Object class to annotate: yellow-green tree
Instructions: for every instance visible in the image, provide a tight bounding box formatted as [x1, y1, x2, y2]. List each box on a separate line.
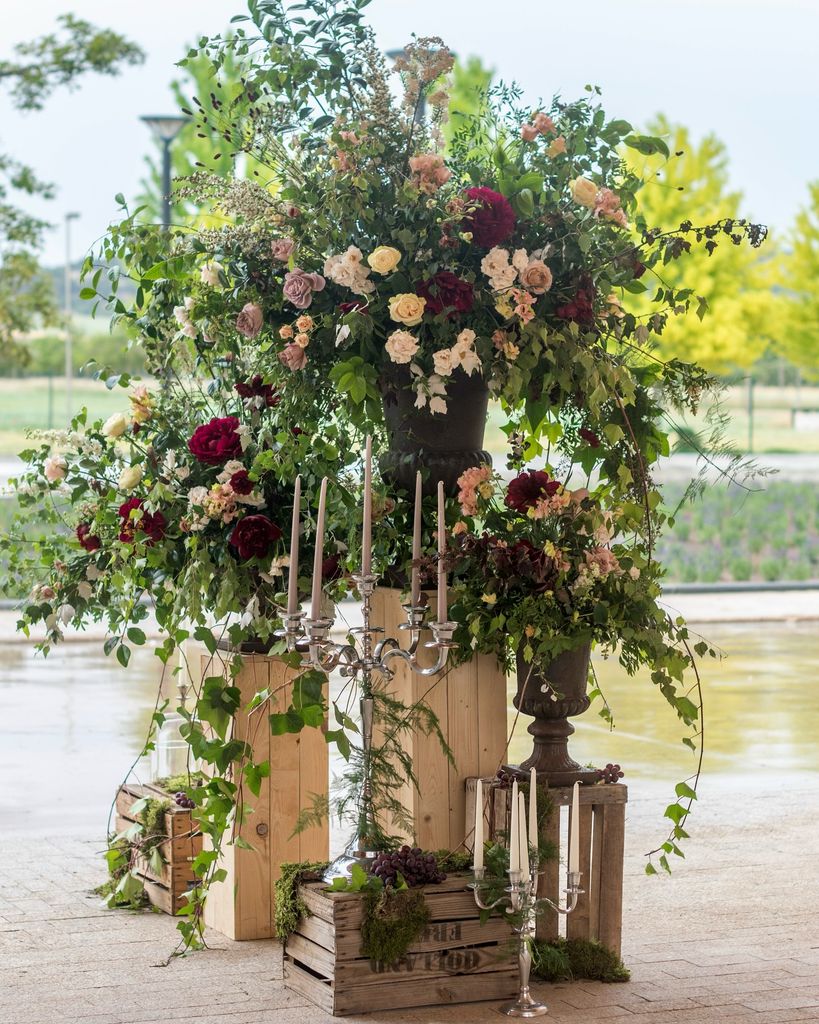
[627, 116, 775, 374]
[776, 182, 819, 380]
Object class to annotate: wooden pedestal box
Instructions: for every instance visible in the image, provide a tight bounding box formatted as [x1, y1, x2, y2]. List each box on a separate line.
[283, 873, 517, 1016]
[465, 778, 627, 953]
[115, 782, 202, 914]
[201, 652, 329, 940]
[370, 588, 509, 851]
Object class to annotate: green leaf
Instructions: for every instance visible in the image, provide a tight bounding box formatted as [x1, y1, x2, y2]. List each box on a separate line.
[244, 760, 270, 797]
[78, 287, 96, 300]
[116, 644, 131, 668]
[674, 782, 698, 801]
[127, 627, 146, 646]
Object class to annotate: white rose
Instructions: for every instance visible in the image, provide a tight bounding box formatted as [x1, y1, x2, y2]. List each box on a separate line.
[59, 604, 75, 625]
[77, 581, 93, 600]
[188, 486, 209, 508]
[102, 412, 129, 438]
[456, 328, 476, 348]
[44, 455, 67, 482]
[512, 248, 530, 273]
[432, 348, 456, 376]
[118, 465, 143, 491]
[200, 261, 223, 287]
[385, 329, 419, 364]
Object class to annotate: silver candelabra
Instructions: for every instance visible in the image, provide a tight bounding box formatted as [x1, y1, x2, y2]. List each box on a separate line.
[471, 865, 583, 1018]
[278, 573, 457, 879]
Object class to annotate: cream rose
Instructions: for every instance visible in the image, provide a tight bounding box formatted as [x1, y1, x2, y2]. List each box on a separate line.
[570, 176, 598, 209]
[200, 261, 223, 287]
[519, 260, 553, 295]
[44, 455, 67, 482]
[388, 293, 426, 327]
[385, 329, 419, 364]
[367, 246, 401, 275]
[432, 348, 456, 376]
[102, 412, 129, 438]
[118, 465, 143, 491]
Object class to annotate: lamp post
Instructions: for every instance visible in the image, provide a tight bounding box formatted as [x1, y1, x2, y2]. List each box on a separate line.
[140, 115, 187, 230]
[64, 211, 80, 424]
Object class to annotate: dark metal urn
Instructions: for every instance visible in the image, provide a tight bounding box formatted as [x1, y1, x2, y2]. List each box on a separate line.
[378, 367, 492, 497]
[512, 640, 599, 786]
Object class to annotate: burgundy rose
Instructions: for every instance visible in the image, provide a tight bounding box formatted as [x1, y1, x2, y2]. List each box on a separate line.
[321, 553, 343, 581]
[76, 523, 101, 552]
[464, 186, 516, 248]
[229, 514, 282, 560]
[188, 416, 243, 465]
[416, 271, 474, 318]
[118, 498, 166, 544]
[338, 300, 370, 316]
[579, 427, 601, 448]
[555, 286, 595, 325]
[234, 376, 280, 407]
[505, 471, 560, 513]
[229, 469, 254, 495]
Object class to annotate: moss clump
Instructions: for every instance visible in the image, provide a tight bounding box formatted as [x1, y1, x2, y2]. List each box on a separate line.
[274, 861, 330, 939]
[434, 849, 472, 873]
[532, 937, 630, 983]
[153, 771, 207, 794]
[361, 887, 429, 965]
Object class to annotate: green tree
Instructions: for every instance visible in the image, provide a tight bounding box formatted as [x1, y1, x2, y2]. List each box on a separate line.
[444, 55, 494, 148]
[627, 115, 775, 374]
[776, 182, 819, 380]
[0, 15, 144, 362]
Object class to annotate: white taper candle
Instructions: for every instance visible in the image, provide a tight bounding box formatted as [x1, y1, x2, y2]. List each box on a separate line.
[362, 435, 372, 577]
[436, 480, 447, 623]
[310, 477, 328, 620]
[411, 471, 422, 606]
[473, 778, 484, 872]
[519, 791, 530, 877]
[287, 475, 301, 616]
[569, 781, 580, 874]
[509, 779, 520, 873]
[528, 767, 538, 858]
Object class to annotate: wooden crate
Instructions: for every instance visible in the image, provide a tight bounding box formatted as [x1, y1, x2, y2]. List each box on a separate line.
[200, 652, 329, 940]
[465, 778, 627, 953]
[370, 587, 508, 851]
[115, 782, 202, 915]
[283, 873, 518, 1016]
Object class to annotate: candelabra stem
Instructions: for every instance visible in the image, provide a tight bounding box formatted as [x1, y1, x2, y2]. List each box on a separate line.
[502, 894, 548, 1018]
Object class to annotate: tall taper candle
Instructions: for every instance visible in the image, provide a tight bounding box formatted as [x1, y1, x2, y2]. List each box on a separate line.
[528, 767, 538, 858]
[473, 778, 484, 872]
[436, 480, 447, 623]
[509, 779, 520, 873]
[568, 781, 580, 874]
[519, 792, 530, 877]
[287, 475, 301, 615]
[411, 471, 422, 606]
[310, 477, 328, 620]
[362, 435, 372, 577]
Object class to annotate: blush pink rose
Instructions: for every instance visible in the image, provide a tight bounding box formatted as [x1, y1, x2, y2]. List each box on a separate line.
[283, 268, 326, 309]
[236, 302, 263, 338]
[533, 112, 556, 135]
[278, 343, 308, 371]
[409, 153, 451, 193]
[271, 237, 295, 261]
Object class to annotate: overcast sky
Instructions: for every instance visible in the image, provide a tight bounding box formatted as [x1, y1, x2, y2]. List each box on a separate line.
[4, 0, 816, 267]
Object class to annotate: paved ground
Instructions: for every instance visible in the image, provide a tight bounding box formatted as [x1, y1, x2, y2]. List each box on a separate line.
[2, 773, 817, 1024]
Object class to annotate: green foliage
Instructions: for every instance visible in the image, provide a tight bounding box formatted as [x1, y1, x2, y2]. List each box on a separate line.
[361, 886, 430, 965]
[273, 860, 330, 939]
[532, 937, 630, 983]
[777, 181, 819, 379]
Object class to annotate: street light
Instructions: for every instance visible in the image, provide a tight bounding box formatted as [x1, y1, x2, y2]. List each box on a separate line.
[140, 115, 187, 230]
[64, 211, 80, 424]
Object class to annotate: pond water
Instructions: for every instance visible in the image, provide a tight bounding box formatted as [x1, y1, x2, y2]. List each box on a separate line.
[0, 621, 816, 835]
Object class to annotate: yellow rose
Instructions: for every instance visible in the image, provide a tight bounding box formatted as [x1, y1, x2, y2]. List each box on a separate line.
[118, 465, 143, 491]
[570, 176, 598, 209]
[102, 412, 129, 438]
[367, 246, 402, 275]
[494, 293, 515, 319]
[389, 292, 426, 326]
[481, 592, 497, 605]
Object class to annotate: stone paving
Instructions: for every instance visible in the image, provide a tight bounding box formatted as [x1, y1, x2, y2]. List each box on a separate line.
[1, 774, 817, 1024]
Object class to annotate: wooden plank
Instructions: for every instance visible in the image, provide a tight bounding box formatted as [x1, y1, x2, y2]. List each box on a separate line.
[588, 803, 605, 941]
[332, 967, 518, 1016]
[446, 653, 479, 850]
[596, 802, 625, 955]
[566, 801, 593, 941]
[282, 959, 335, 1015]
[535, 802, 561, 942]
[325, 915, 514, 961]
[476, 652, 509, 780]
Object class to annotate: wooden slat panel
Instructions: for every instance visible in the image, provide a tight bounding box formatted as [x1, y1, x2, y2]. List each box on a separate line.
[596, 802, 625, 954]
[332, 967, 519, 1016]
[588, 803, 605, 941]
[446, 654, 479, 850]
[566, 801, 593, 941]
[282, 959, 335, 1015]
[535, 802, 561, 941]
[477, 653, 509, 780]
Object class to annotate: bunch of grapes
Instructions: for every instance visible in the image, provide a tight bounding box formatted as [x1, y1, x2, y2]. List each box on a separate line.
[369, 846, 446, 887]
[597, 763, 625, 784]
[174, 791, 196, 809]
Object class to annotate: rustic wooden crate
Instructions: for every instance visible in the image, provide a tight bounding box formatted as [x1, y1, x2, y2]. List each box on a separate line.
[115, 782, 202, 915]
[283, 873, 518, 1016]
[200, 652, 329, 940]
[370, 587, 508, 851]
[465, 778, 627, 953]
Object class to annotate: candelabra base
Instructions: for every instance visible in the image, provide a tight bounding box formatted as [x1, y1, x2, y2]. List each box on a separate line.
[499, 995, 549, 1018]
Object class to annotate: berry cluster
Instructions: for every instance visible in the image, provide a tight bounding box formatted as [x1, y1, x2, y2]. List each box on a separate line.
[369, 846, 446, 887]
[597, 763, 624, 784]
[174, 791, 196, 809]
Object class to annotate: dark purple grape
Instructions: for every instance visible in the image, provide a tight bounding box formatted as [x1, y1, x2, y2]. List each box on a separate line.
[367, 846, 446, 887]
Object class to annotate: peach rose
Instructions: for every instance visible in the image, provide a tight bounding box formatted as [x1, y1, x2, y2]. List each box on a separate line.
[520, 123, 538, 142]
[533, 112, 556, 135]
[548, 136, 567, 157]
[388, 293, 426, 327]
[519, 260, 553, 295]
[294, 332, 310, 348]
